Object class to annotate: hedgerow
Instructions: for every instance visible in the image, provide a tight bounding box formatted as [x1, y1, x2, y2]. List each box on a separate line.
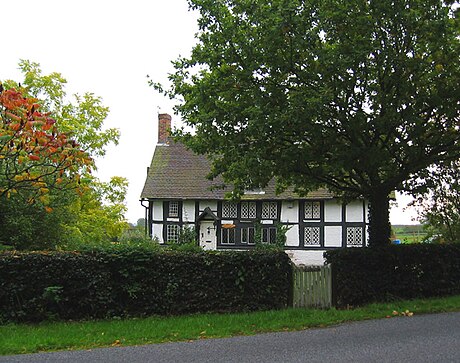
[325, 244, 460, 307]
[0, 247, 291, 323]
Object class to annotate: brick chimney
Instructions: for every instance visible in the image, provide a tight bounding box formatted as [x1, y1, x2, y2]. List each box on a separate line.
[158, 113, 171, 144]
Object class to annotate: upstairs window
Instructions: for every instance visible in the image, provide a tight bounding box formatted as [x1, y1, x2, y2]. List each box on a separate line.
[222, 201, 238, 218]
[304, 201, 321, 220]
[168, 201, 179, 217]
[261, 202, 278, 219]
[241, 202, 256, 219]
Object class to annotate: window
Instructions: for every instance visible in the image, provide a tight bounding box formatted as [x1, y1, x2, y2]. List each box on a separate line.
[261, 202, 277, 219]
[168, 201, 179, 217]
[221, 228, 236, 244]
[241, 227, 255, 244]
[346, 227, 363, 247]
[261, 227, 277, 244]
[304, 227, 321, 246]
[241, 202, 256, 219]
[166, 224, 180, 243]
[222, 201, 237, 218]
[305, 201, 321, 220]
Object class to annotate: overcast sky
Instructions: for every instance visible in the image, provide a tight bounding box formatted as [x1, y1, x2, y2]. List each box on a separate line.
[0, 0, 419, 225]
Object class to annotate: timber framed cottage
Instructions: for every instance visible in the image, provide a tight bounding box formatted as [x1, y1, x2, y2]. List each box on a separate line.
[140, 114, 369, 265]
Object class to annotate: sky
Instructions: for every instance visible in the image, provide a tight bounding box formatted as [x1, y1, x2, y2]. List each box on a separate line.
[0, 0, 419, 225]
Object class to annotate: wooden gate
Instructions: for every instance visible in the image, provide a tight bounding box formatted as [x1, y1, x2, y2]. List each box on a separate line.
[292, 264, 332, 309]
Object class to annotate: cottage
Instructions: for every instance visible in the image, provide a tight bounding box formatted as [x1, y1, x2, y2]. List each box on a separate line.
[140, 114, 369, 265]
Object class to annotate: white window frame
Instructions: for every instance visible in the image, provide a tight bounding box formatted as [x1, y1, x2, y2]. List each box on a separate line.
[168, 201, 179, 217]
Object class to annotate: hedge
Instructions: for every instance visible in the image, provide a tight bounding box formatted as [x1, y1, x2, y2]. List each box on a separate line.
[325, 244, 460, 307]
[0, 248, 292, 323]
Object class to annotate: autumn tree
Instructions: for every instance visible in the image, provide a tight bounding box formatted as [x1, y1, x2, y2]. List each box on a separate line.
[158, 0, 460, 247]
[0, 62, 128, 249]
[0, 86, 91, 202]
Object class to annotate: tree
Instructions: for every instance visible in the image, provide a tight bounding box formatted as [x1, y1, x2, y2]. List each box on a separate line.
[157, 0, 460, 247]
[0, 62, 127, 250]
[413, 162, 460, 243]
[11, 60, 120, 159]
[61, 176, 129, 247]
[0, 86, 91, 202]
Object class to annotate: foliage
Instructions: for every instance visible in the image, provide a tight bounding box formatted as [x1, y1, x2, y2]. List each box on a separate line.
[413, 162, 460, 243]
[0, 248, 291, 323]
[0, 62, 127, 249]
[59, 177, 130, 249]
[7, 60, 119, 159]
[254, 222, 290, 251]
[0, 87, 91, 201]
[177, 225, 198, 245]
[325, 244, 460, 307]
[156, 0, 460, 247]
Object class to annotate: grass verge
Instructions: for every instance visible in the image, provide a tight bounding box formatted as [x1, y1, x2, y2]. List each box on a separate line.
[1, 294, 460, 356]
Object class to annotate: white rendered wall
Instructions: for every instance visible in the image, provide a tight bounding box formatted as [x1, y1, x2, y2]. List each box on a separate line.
[153, 201, 163, 221]
[281, 201, 298, 223]
[286, 250, 325, 266]
[199, 201, 218, 213]
[346, 201, 364, 222]
[324, 226, 342, 247]
[183, 201, 196, 222]
[153, 224, 164, 243]
[285, 225, 299, 247]
[324, 200, 342, 222]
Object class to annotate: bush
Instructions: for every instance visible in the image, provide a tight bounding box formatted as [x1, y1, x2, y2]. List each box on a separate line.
[0, 247, 291, 323]
[325, 244, 460, 307]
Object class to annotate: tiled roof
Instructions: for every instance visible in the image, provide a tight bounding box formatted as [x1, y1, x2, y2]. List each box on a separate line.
[140, 141, 334, 200]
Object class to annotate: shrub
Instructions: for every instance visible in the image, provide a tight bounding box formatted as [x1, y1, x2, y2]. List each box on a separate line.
[325, 244, 460, 307]
[0, 247, 291, 323]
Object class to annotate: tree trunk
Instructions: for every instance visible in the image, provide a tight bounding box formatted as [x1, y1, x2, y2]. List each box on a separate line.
[368, 192, 392, 247]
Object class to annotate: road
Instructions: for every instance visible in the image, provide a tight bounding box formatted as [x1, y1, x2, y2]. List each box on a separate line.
[1, 312, 459, 363]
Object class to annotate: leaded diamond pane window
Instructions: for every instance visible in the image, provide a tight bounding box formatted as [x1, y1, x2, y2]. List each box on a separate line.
[305, 201, 321, 220]
[346, 227, 363, 247]
[221, 228, 236, 244]
[261, 202, 277, 219]
[166, 224, 180, 243]
[261, 227, 277, 243]
[241, 227, 255, 244]
[241, 202, 256, 219]
[222, 202, 237, 218]
[304, 227, 321, 246]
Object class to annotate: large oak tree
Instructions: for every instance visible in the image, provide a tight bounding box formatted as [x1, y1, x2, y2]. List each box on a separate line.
[158, 0, 460, 247]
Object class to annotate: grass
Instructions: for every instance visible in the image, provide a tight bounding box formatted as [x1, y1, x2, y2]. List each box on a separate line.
[1, 294, 460, 356]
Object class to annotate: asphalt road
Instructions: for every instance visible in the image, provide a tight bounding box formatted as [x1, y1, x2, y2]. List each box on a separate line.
[1, 312, 459, 363]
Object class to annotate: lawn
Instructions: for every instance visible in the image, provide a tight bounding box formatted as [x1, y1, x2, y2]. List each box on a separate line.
[1, 295, 460, 356]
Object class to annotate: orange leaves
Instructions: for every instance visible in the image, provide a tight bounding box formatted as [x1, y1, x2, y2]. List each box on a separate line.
[28, 154, 40, 161]
[0, 87, 92, 200]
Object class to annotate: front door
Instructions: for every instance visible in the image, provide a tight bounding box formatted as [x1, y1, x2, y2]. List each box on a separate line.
[199, 221, 217, 250]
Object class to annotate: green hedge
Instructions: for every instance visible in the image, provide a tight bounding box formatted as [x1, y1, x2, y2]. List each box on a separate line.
[0, 248, 291, 323]
[325, 244, 460, 307]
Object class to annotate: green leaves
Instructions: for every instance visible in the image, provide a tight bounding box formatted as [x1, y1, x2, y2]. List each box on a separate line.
[158, 0, 460, 246]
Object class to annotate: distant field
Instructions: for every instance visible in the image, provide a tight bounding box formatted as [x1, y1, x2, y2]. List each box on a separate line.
[394, 233, 427, 244]
[392, 225, 426, 243]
